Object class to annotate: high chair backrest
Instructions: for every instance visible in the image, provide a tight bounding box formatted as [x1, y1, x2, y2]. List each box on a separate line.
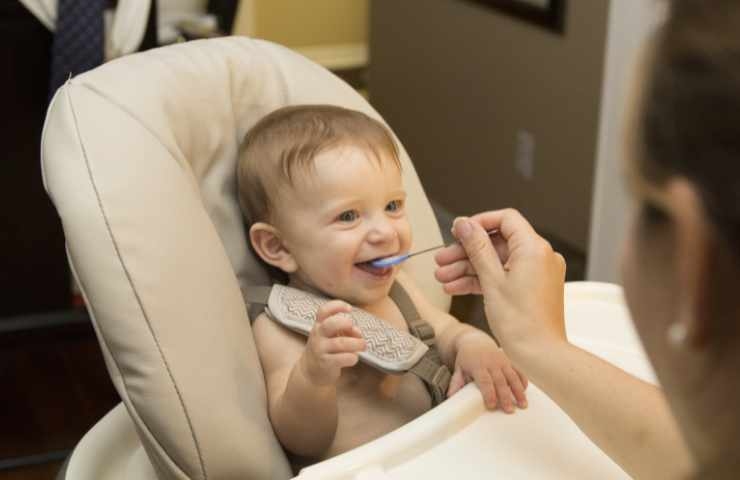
[41, 37, 448, 480]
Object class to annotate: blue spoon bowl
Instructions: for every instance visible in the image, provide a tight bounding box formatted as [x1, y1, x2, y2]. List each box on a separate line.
[370, 254, 410, 268]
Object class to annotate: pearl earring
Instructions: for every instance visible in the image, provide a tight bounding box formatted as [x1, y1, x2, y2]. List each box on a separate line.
[667, 322, 688, 348]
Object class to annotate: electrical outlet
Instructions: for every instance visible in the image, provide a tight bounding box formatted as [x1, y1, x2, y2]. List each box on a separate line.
[515, 130, 536, 180]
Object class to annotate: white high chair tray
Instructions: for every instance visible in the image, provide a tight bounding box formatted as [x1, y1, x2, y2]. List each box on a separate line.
[64, 282, 651, 480]
[296, 281, 653, 480]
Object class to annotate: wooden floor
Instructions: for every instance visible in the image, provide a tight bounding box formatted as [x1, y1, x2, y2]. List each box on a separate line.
[0, 316, 119, 480]
[0, 462, 62, 480]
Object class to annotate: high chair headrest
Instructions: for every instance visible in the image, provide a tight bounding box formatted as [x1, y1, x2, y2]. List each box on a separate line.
[42, 36, 447, 479]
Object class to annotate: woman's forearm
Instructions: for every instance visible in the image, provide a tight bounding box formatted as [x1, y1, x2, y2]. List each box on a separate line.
[271, 357, 339, 457]
[518, 342, 694, 479]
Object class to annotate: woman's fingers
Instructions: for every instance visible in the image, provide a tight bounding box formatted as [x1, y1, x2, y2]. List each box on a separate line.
[435, 232, 511, 268]
[434, 259, 476, 283]
[451, 217, 505, 293]
[435, 242, 468, 266]
[470, 209, 537, 244]
[441, 276, 482, 296]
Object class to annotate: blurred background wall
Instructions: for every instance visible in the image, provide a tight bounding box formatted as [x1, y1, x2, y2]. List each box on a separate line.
[369, 0, 609, 254]
[239, 0, 368, 47]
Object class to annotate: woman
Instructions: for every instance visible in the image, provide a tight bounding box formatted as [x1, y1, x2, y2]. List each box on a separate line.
[434, 1, 740, 478]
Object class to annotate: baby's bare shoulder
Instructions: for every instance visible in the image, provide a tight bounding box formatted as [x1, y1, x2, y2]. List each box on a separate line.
[252, 312, 305, 373]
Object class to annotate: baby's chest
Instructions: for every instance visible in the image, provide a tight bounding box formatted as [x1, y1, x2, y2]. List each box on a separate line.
[340, 362, 429, 406]
[361, 298, 410, 333]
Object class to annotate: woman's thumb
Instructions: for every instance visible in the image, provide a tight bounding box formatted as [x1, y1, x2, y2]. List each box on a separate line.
[452, 217, 503, 289]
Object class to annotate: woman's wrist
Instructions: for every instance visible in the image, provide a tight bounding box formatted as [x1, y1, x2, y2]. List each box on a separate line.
[502, 332, 571, 384]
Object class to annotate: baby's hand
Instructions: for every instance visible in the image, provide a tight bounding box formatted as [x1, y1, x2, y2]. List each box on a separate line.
[300, 300, 366, 387]
[448, 332, 528, 413]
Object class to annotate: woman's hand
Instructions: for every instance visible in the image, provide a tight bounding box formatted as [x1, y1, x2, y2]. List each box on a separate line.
[434, 209, 568, 359]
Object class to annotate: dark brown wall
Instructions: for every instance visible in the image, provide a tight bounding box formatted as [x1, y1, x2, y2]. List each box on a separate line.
[1, 2, 69, 317]
[369, 0, 609, 250]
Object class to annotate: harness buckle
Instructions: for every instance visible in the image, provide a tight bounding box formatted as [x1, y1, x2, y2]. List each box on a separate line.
[410, 323, 436, 345]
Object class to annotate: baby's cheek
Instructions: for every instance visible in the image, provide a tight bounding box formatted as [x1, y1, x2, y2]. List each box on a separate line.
[401, 224, 413, 250]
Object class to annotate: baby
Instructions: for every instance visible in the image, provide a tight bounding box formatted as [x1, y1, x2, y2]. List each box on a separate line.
[237, 105, 527, 470]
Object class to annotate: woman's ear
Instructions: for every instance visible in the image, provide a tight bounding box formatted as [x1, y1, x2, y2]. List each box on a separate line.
[664, 178, 714, 350]
[249, 222, 298, 274]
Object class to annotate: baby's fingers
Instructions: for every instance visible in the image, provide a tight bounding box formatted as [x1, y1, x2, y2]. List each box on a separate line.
[446, 366, 467, 398]
[317, 312, 357, 339]
[471, 368, 497, 411]
[491, 370, 516, 414]
[326, 336, 366, 354]
[504, 366, 528, 409]
[327, 352, 360, 369]
[316, 300, 352, 323]
[517, 368, 529, 391]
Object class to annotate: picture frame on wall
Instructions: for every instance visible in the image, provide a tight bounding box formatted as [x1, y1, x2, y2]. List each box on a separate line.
[466, 0, 567, 34]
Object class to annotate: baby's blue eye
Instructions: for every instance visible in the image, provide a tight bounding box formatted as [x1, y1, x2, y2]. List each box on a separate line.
[337, 210, 359, 222]
[386, 200, 403, 212]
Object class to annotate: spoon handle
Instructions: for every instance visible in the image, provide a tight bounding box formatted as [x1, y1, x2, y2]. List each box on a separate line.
[406, 228, 499, 260]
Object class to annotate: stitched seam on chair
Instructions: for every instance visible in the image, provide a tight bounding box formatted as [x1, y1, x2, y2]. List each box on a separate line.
[64, 247, 193, 479]
[79, 82, 188, 172]
[66, 84, 208, 480]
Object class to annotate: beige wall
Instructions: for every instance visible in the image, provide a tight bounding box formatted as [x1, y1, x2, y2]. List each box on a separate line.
[369, 0, 609, 251]
[234, 0, 368, 47]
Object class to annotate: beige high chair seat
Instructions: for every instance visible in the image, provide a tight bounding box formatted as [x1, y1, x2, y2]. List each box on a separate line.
[42, 35, 447, 480]
[43, 37, 656, 480]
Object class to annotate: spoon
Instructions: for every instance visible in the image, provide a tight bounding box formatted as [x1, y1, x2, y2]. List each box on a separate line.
[370, 229, 499, 268]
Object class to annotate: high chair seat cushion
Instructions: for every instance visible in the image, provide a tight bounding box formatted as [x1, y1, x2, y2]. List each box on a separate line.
[41, 36, 447, 480]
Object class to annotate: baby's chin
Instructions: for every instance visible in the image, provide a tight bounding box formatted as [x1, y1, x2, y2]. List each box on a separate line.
[346, 273, 398, 307]
[288, 269, 398, 307]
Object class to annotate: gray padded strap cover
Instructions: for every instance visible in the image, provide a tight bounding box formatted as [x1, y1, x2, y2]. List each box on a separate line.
[265, 284, 429, 373]
[245, 283, 451, 404]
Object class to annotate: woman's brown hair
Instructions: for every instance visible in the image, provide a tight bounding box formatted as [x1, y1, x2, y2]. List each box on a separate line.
[640, 0, 740, 257]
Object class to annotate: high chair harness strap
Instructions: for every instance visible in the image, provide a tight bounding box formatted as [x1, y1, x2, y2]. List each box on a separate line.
[387, 283, 451, 405]
[243, 283, 451, 406]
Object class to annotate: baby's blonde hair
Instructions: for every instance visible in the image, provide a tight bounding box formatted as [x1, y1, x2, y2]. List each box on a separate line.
[237, 105, 401, 224]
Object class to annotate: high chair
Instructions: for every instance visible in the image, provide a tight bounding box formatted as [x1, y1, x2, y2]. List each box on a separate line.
[42, 36, 654, 480]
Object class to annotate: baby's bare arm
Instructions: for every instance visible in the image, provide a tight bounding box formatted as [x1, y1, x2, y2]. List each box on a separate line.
[252, 301, 365, 458]
[395, 270, 478, 365]
[396, 271, 528, 411]
[252, 313, 338, 457]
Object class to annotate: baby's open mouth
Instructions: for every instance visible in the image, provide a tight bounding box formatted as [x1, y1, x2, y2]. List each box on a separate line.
[355, 259, 393, 277]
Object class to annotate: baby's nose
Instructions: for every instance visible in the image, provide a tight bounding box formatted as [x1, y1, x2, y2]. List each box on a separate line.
[367, 217, 398, 243]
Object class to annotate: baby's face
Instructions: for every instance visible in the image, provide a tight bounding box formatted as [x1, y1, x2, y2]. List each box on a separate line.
[273, 145, 411, 307]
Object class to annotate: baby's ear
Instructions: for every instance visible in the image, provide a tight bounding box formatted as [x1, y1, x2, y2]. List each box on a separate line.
[249, 222, 298, 273]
